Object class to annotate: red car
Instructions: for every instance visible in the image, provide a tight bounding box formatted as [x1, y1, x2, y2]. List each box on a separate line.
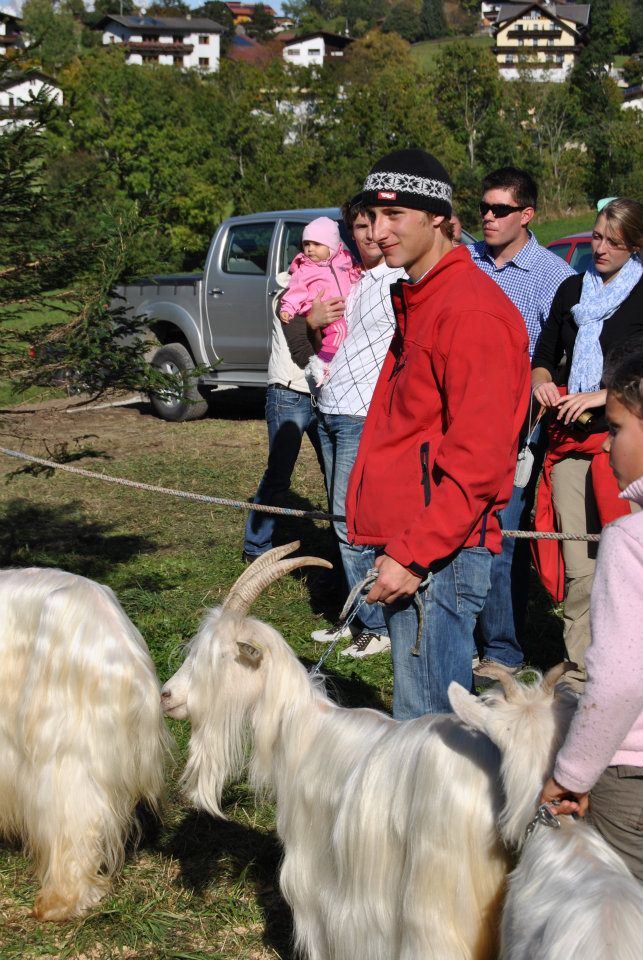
[547, 233, 592, 273]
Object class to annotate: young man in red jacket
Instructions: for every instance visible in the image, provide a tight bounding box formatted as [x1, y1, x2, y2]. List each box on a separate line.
[345, 149, 531, 717]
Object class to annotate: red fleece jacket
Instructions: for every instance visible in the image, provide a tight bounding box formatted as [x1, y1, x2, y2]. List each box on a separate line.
[345, 245, 530, 576]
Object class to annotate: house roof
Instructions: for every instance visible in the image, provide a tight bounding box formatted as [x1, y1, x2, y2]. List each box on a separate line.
[225, 2, 278, 17]
[495, 1, 590, 28]
[95, 14, 224, 34]
[227, 32, 279, 64]
[281, 31, 353, 48]
[0, 69, 60, 92]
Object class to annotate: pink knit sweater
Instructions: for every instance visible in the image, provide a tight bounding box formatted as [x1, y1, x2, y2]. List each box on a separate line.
[554, 475, 643, 793]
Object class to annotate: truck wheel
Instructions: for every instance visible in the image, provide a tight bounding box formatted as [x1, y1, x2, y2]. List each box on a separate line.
[149, 342, 209, 422]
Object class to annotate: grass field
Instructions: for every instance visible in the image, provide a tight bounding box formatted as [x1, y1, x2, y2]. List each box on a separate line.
[531, 210, 596, 246]
[411, 34, 493, 69]
[0, 385, 566, 959]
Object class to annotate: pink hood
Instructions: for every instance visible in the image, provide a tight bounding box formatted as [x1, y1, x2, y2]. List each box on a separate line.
[280, 244, 361, 319]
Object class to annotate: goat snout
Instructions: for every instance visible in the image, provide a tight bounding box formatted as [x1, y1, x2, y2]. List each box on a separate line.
[160, 684, 188, 720]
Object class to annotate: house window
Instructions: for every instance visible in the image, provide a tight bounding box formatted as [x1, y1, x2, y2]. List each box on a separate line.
[199, 34, 209, 43]
[308, 47, 321, 54]
[199, 57, 209, 66]
[506, 53, 513, 63]
[173, 55, 184, 65]
[286, 47, 299, 56]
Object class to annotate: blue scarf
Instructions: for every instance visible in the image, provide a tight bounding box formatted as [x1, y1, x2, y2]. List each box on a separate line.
[568, 255, 643, 393]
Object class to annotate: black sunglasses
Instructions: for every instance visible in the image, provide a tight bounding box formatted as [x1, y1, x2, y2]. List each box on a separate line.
[479, 201, 528, 219]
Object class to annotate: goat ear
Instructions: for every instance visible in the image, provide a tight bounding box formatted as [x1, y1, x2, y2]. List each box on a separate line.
[236, 640, 264, 667]
[448, 683, 489, 733]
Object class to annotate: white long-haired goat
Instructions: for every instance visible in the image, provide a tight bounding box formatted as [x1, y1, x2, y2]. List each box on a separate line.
[449, 666, 643, 960]
[0, 567, 173, 921]
[162, 543, 514, 960]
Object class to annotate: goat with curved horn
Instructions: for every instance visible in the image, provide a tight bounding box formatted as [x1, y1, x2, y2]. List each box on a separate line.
[224, 541, 302, 608]
[224, 555, 333, 615]
[474, 661, 522, 701]
[542, 661, 577, 694]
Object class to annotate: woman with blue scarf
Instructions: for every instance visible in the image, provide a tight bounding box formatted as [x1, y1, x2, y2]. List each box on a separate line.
[531, 199, 643, 687]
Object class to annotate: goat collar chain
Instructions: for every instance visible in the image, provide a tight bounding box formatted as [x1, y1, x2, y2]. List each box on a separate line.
[525, 802, 561, 839]
[310, 569, 427, 677]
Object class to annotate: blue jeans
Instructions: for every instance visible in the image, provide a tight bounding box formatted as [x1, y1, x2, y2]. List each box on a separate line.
[243, 385, 323, 557]
[316, 411, 387, 635]
[476, 421, 547, 668]
[383, 547, 492, 718]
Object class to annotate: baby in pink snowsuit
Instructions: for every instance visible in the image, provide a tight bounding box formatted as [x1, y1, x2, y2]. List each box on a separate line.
[279, 216, 361, 389]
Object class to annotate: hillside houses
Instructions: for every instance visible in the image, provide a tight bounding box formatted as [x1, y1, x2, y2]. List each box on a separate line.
[97, 14, 223, 72]
[0, 10, 22, 56]
[491, 0, 590, 81]
[281, 32, 353, 67]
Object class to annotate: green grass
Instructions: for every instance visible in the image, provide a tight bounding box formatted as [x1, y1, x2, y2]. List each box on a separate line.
[411, 34, 493, 69]
[0, 294, 75, 408]
[531, 210, 596, 246]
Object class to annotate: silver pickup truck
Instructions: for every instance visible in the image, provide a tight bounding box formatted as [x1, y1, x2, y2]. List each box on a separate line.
[117, 207, 342, 421]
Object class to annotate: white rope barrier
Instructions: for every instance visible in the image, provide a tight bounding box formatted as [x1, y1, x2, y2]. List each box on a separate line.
[0, 446, 601, 542]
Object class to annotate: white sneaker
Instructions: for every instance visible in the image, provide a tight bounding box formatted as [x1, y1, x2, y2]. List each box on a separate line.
[340, 633, 391, 659]
[310, 623, 355, 643]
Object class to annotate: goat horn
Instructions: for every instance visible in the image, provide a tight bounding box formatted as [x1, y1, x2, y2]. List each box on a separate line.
[223, 541, 301, 609]
[542, 661, 578, 694]
[474, 662, 521, 701]
[224, 556, 333, 614]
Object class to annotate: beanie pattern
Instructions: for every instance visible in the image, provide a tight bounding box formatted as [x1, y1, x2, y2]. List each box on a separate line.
[362, 149, 453, 218]
[363, 172, 452, 207]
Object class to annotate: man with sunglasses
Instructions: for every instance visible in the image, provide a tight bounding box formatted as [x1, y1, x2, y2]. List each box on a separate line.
[469, 167, 574, 679]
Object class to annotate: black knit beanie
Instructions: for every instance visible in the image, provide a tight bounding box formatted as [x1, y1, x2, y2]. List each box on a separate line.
[362, 148, 452, 218]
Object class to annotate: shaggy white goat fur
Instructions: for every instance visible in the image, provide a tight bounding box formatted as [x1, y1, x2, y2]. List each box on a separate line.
[163, 606, 513, 960]
[449, 673, 643, 960]
[0, 567, 173, 921]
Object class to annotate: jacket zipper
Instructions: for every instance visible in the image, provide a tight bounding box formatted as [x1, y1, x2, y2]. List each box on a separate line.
[329, 262, 343, 298]
[388, 351, 407, 414]
[420, 442, 431, 506]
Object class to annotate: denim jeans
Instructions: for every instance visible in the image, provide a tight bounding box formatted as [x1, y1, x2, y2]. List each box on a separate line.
[383, 547, 493, 718]
[243, 385, 323, 557]
[476, 421, 547, 669]
[316, 410, 387, 635]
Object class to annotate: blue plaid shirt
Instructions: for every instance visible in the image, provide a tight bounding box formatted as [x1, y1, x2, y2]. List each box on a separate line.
[468, 232, 575, 357]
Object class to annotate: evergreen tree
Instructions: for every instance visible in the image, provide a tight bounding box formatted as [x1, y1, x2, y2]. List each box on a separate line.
[246, 3, 276, 40]
[420, 0, 447, 40]
[382, 1, 423, 43]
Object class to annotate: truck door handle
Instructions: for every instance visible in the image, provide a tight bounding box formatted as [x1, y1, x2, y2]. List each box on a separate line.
[208, 288, 223, 296]
[268, 288, 280, 296]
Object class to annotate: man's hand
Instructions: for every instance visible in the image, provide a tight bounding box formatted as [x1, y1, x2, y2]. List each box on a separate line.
[366, 554, 422, 605]
[532, 380, 562, 409]
[306, 291, 345, 330]
[540, 776, 590, 817]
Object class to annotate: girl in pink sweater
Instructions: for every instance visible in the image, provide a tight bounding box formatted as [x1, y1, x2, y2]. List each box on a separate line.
[279, 216, 361, 389]
[541, 343, 643, 881]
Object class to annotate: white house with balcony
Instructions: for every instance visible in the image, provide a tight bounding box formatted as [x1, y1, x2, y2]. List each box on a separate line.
[0, 10, 23, 55]
[0, 70, 63, 129]
[95, 14, 223, 72]
[282, 31, 352, 68]
[492, 0, 590, 82]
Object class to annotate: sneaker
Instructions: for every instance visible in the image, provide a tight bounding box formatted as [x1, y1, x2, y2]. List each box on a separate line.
[310, 623, 355, 643]
[473, 658, 523, 678]
[340, 633, 391, 659]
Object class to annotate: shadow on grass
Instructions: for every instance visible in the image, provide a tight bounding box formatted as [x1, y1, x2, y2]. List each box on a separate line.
[0, 498, 158, 577]
[521, 568, 566, 672]
[166, 808, 295, 960]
